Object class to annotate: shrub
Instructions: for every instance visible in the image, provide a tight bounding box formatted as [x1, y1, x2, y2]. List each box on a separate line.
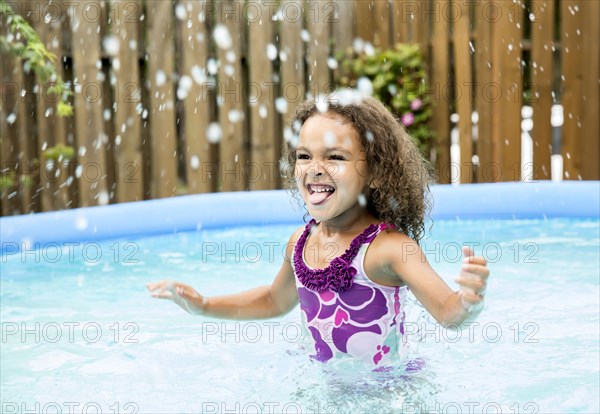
[336, 43, 434, 155]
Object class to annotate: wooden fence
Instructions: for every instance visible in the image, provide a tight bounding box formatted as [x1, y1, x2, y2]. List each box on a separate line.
[1, 0, 598, 216]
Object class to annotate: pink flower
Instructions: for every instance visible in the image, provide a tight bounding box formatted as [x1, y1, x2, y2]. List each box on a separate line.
[410, 98, 422, 111]
[401, 112, 415, 127]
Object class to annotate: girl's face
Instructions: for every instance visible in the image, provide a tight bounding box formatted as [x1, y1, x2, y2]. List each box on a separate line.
[295, 114, 371, 222]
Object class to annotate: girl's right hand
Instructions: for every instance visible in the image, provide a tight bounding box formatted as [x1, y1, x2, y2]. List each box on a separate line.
[146, 280, 207, 315]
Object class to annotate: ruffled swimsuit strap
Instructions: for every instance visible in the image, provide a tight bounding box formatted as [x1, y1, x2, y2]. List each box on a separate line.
[293, 219, 389, 292]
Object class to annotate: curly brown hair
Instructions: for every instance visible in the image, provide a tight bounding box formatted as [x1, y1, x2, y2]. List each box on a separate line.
[281, 94, 434, 244]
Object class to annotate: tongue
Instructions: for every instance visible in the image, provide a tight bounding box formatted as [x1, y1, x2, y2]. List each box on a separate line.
[309, 190, 332, 205]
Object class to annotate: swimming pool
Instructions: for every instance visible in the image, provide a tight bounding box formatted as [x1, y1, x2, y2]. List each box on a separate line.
[1, 182, 599, 413]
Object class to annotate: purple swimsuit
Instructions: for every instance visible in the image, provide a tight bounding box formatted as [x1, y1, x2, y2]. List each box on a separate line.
[293, 219, 409, 366]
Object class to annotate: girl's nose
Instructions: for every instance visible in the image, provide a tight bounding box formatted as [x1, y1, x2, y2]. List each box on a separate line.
[308, 161, 325, 177]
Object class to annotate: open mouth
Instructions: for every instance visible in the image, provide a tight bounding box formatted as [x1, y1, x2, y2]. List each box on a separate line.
[307, 184, 335, 205]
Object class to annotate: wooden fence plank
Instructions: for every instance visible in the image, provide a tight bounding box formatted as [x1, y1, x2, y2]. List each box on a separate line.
[331, 0, 354, 53]
[372, 0, 391, 48]
[579, 1, 600, 180]
[111, 0, 143, 201]
[577, 0, 599, 180]
[392, 0, 410, 43]
[306, 0, 331, 96]
[530, 0, 553, 180]
[354, 1, 373, 44]
[215, 0, 246, 191]
[247, 1, 277, 190]
[279, 1, 306, 126]
[70, 1, 109, 206]
[431, 0, 450, 183]
[33, 1, 69, 211]
[14, 0, 35, 213]
[0, 45, 23, 215]
[560, 0, 582, 180]
[496, 1, 522, 181]
[146, 0, 178, 197]
[179, 0, 214, 193]
[414, 0, 429, 50]
[474, 3, 493, 182]
[453, 0, 474, 183]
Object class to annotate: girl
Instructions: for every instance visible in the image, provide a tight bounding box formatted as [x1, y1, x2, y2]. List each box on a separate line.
[147, 94, 489, 367]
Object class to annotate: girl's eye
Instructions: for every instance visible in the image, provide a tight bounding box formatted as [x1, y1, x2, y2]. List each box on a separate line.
[329, 155, 345, 161]
[296, 153, 310, 160]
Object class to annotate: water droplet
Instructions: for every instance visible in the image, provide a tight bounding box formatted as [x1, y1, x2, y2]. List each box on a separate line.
[175, 4, 187, 20]
[190, 155, 200, 170]
[292, 120, 302, 133]
[206, 123, 223, 143]
[327, 57, 338, 70]
[103, 35, 120, 56]
[357, 77, 373, 96]
[75, 215, 88, 230]
[181, 74, 193, 90]
[468, 41, 475, 53]
[323, 131, 336, 145]
[228, 109, 244, 123]
[214, 24, 232, 49]
[300, 30, 310, 42]
[224, 51, 236, 63]
[224, 65, 235, 77]
[275, 97, 288, 114]
[358, 193, 367, 207]
[177, 88, 188, 100]
[315, 95, 329, 113]
[155, 70, 167, 87]
[191, 65, 207, 85]
[258, 105, 268, 119]
[207, 58, 218, 75]
[266, 43, 278, 60]
[142, 109, 148, 119]
[78, 146, 87, 157]
[98, 191, 109, 205]
[365, 131, 374, 142]
[353, 38, 364, 53]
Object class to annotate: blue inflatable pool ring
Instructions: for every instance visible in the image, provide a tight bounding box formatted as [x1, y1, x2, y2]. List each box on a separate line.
[1, 181, 598, 254]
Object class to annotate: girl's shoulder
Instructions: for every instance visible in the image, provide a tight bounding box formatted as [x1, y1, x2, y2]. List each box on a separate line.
[367, 225, 420, 261]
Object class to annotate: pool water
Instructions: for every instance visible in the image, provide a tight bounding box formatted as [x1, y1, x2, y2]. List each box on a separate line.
[1, 218, 599, 413]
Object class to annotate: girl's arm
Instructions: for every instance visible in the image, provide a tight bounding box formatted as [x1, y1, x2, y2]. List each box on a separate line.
[146, 229, 301, 320]
[377, 233, 489, 327]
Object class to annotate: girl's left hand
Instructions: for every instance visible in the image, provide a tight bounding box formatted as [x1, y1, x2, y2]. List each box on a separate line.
[455, 246, 489, 310]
